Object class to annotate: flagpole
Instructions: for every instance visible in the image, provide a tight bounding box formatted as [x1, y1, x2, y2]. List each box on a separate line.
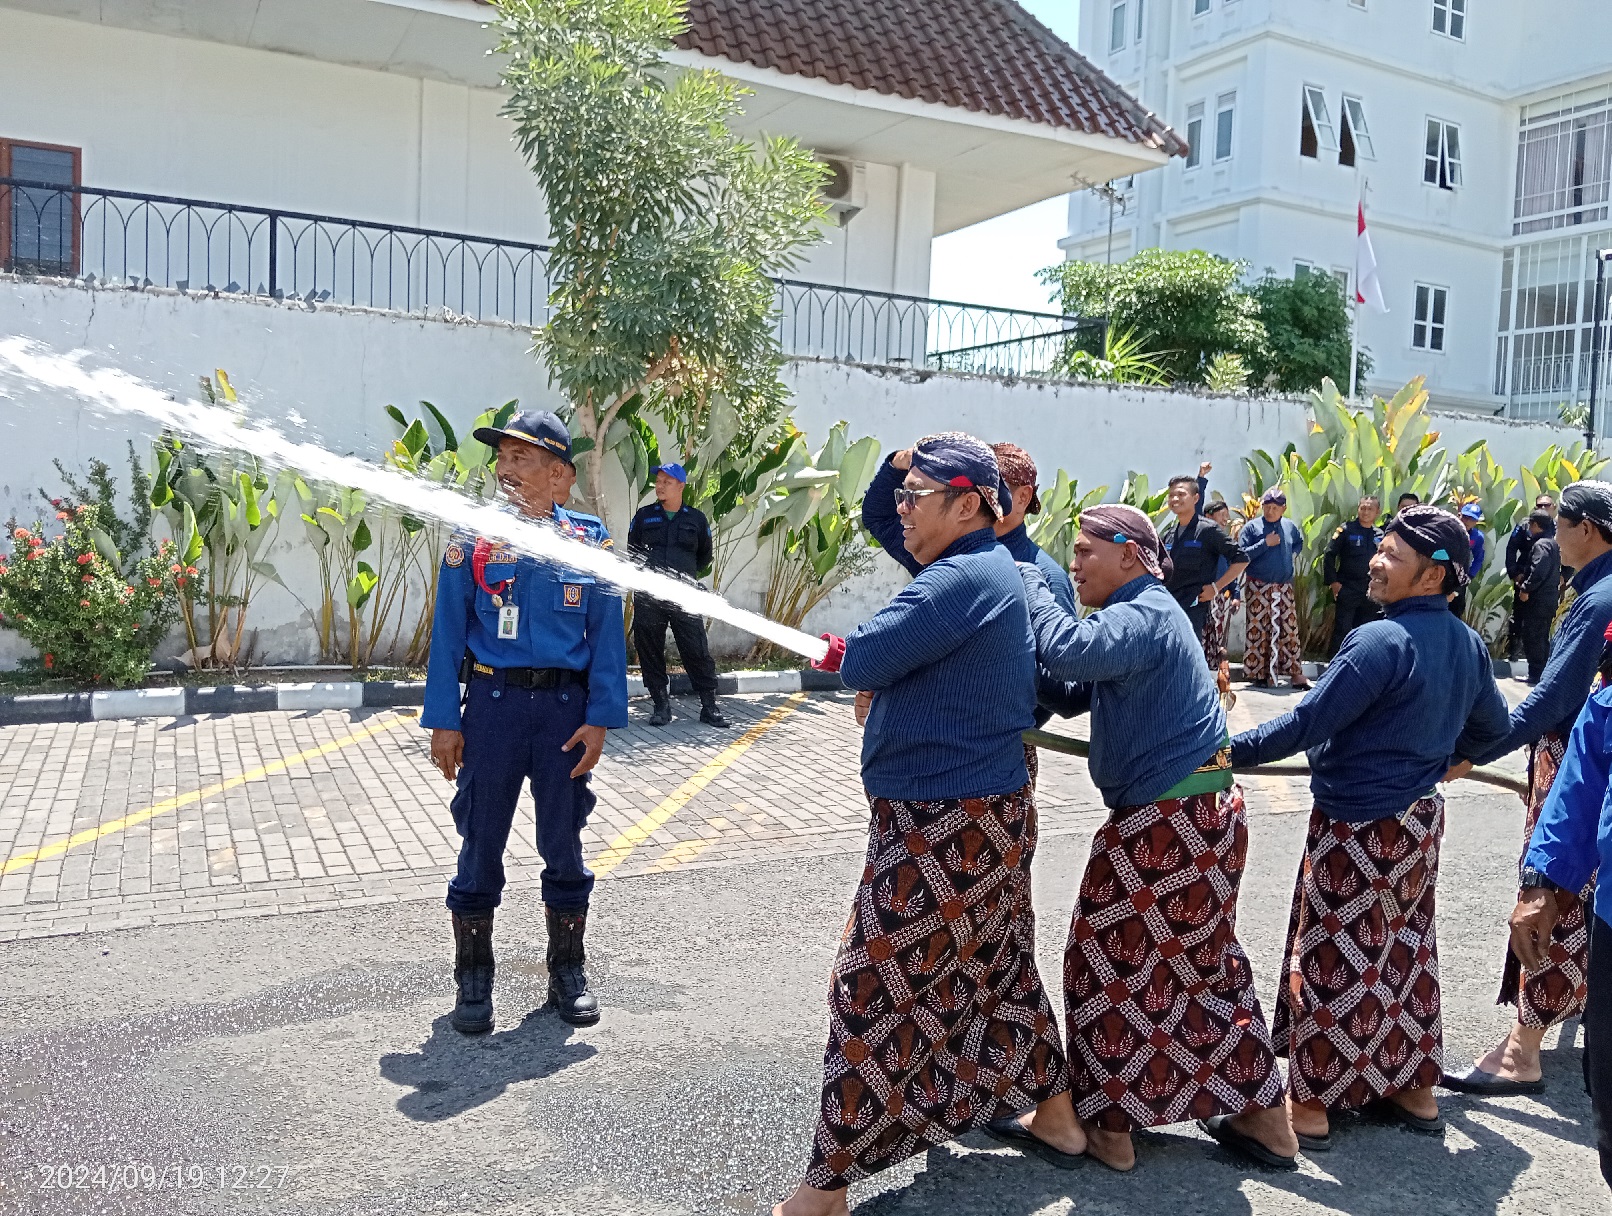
[1350, 178, 1363, 401]
[1349, 297, 1360, 401]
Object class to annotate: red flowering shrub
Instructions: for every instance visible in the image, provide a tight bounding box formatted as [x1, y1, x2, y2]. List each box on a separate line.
[0, 507, 181, 686]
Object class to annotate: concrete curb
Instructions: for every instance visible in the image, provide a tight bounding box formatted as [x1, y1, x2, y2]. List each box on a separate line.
[0, 670, 845, 725]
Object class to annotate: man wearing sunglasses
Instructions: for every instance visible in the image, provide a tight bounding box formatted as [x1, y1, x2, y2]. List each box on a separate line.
[773, 433, 1081, 1216]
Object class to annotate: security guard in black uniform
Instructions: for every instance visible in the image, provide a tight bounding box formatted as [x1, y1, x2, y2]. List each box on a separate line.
[1323, 493, 1385, 653]
[422, 411, 628, 1034]
[628, 462, 728, 728]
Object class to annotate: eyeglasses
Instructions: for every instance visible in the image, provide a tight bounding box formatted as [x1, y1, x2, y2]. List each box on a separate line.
[894, 487, 950, 510]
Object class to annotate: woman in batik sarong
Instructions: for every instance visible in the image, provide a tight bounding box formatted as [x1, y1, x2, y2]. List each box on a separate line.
[773, 433, 1082, 1216]
[1232, 506, 1510, 1149]
[1444, 480, 1612, 1096]
[1011, 503, 1297, 1172]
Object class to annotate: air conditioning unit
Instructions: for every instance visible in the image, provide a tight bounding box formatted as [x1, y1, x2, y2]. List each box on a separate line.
[816, 156, 867, 226]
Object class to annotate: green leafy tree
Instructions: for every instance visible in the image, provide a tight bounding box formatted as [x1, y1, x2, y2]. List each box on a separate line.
[493, 0, 828, 527]
[1245, 272, 1369, 393]
[1040, 249, 1265, 385]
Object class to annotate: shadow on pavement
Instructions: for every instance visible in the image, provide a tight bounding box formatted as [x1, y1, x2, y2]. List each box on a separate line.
[379, 1010, 596, 1122]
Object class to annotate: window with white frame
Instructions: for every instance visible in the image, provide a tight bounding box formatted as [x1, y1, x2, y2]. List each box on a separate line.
[1300, 86, 1337, 159]
[1349, 0, 1367, 8]
[1214, 93, 1236, 161]
[1424, 118, 1463, 188]
[1110, 1, 1127, 52]
[1185, 102, 1205, 169]
[1432, 0, 1465, 40]
[1193, 0, 1210, 17]
[1339, 96, 1374, 166]
[1413, 284, 1448, 351]
[1135, 0, 1145, 41]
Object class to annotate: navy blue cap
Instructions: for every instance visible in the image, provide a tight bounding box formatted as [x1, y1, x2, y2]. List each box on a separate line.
[473, 410, 573, 464]
[654, 463, 688, 483]
[910, 431, 1003, 518]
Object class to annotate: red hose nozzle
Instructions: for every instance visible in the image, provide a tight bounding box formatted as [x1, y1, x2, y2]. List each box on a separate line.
[812, 633, 846, 673]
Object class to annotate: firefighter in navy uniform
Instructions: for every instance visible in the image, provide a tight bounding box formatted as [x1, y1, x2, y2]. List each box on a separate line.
[628, 462, 729, 728]
[1322, 493, 1385, 653]
[421, 410, 628, 1034]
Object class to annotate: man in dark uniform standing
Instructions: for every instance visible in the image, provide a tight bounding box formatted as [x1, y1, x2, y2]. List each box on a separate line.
[628, 463, 728, 729]
[1323, 494, 1383, 653]
[422, 410, 628, 1034]
[1161, 473, 1247, 644]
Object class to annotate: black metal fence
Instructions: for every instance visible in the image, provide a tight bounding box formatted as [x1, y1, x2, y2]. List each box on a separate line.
[1, 177, 1100, 377]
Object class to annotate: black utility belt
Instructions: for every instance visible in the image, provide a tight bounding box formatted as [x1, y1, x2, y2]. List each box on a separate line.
[467, 662, 586, 690]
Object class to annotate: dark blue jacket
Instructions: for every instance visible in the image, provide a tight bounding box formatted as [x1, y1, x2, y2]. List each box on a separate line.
[422, 508, 629, 731]
[841, 527, 1036, 800]
[1463, 548, 1612, 764]
[1028, 572, 1227, 808]
[1240, 516, 1304, 583]
[1231, 595, 1509, 821]
[862, 454, 1075, 613]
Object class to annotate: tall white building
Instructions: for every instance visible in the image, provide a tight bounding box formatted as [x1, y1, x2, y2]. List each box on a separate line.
[1062, 0, 1612, 421]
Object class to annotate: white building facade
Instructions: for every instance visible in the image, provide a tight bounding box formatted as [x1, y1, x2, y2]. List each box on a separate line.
[1062, 0, 1612, 422]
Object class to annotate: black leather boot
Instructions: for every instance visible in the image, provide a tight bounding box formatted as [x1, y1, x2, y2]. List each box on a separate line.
[450, 910, 495, 1035]
[545, 905, 600, 1026]
[648, 696, 673, 726]
[698, 691, 729, 728]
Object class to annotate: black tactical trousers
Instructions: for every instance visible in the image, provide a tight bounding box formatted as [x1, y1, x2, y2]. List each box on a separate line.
[633, 593, 719, 698]
[1330, 589, 1382, 656]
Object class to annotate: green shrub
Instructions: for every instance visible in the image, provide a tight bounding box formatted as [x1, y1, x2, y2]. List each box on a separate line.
[0, 505, 183, 686]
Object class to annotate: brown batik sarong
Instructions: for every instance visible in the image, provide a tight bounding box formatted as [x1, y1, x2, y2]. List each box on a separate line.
[1202, 590, 1236, 669]
[804, 782, 1069, 1189]
[1275, 796, 1445, 1109]
[1244, 579, 1303, 683]
[1499, 732, 1595, 1027]
[1064, 783, 1283, 1132]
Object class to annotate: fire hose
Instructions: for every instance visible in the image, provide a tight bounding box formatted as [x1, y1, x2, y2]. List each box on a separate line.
[1021, 729, 1529, 798]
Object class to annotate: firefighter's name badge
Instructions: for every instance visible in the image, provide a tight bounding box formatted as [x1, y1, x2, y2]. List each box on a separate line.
[498, 604, 520, 640]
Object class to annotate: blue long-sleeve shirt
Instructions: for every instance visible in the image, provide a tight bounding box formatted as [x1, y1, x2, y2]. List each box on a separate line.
[422, 508, 629, 731]
[1240, 516, 1304, 583]
[1232, 595, 1509, 821]
[862, 454, 1075, 613]
[1526, 687, 1612, 926]
[1461, 548, 1612, 765]
[1025, 570, 1226, 808]
[841, 527, 1036, 800]
[1467, 528, 1487, 579]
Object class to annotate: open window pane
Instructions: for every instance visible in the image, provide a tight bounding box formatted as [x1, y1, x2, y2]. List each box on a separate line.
[1185, 103, 1205, 168]
[1110, 2, 1127, 52]
[1342, 97, 1374, 161]
[1301, 86, 1337, 158]
[1444, 125, 1463, 185]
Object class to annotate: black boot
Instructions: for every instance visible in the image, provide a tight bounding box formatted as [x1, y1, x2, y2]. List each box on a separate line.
[648, 696, 673, 726]
[450, 910, 495, 1035]
[698, 691, 729, 728]
[545, 905, 600, 1026]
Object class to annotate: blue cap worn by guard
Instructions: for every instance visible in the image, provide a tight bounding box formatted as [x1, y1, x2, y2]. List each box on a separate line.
[1460, 502, 1484, 521]
[473, 410, 574, 465]
[910, 431, 1003, 519]
[654, 463, 688, 483]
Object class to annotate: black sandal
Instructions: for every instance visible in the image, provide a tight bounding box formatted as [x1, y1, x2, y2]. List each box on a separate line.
[1198, 1115, 1299, 1170]
[1363, 1098, 1445, 1134]
[983, 1114, 1087, 1170]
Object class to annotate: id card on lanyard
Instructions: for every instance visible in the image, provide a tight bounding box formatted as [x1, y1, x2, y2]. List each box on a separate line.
[498, 604, 520, 640]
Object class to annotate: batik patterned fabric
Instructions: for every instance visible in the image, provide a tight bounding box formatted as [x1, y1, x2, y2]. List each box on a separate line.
[1244, 580, 1304, 683]
[1274, 797, 1445, 1109]
[804, 782, 1069, 1189]
[1202, 590, 1236, 668]
[1063, 783, 1283, 1132]
[1500, 732, 1595, 1027]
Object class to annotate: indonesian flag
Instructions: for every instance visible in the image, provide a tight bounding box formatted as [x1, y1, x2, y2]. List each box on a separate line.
[1355, 202, 1388, 313]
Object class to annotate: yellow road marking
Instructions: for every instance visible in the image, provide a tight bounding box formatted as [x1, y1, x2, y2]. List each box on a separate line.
[592, 692, 807, 878]
[1, 712, 414, 875]
[647, 838, 716, 873]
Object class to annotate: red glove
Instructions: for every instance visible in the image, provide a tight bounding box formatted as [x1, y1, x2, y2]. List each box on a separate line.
[812, 633, 846, 673]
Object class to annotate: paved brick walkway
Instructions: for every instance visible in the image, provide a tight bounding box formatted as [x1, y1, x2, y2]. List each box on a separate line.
[0, 682, 1531, 942]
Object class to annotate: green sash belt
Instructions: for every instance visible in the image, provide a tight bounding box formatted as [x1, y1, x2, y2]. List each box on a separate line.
[1156, 743, 1235, 801]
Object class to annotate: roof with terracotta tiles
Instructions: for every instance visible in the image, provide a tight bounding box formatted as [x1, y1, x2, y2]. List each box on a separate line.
[672, 0, 1184, 155]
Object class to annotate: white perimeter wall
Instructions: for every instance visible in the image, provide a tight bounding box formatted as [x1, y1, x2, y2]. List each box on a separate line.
[0, 278, 1584, 665]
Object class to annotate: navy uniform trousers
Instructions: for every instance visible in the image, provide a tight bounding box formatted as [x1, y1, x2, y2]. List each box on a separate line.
[447, 674, 596, 914]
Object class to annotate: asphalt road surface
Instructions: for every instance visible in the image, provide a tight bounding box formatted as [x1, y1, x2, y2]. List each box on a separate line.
[0, 688, 1602, 1215]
